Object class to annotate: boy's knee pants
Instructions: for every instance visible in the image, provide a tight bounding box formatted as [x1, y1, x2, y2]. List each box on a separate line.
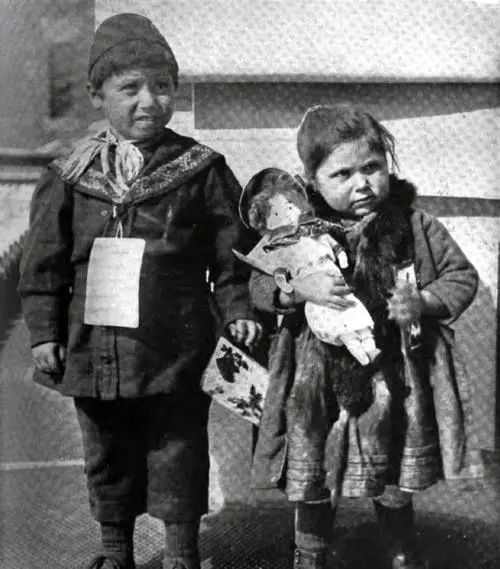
[74, 392, 210, 523]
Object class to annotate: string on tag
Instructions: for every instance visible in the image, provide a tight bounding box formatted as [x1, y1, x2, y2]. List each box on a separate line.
[115, 220, 124, 238]
[112, 204, 124, 238]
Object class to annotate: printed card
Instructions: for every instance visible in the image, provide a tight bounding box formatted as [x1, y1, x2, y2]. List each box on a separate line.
[201, 337, 269, 425]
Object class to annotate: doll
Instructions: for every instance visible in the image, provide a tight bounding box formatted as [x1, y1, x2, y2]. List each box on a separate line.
[235, 168, 380, 365]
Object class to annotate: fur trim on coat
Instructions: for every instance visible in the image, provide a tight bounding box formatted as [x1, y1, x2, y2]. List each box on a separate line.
[289, 176, 418, 423]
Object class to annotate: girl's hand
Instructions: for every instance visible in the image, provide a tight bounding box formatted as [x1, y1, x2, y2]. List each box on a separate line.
[32, 342, 66, 374]
[387, 281, 422, 326]
[289, 270, 355, 309]
[228, 319, 264, 350]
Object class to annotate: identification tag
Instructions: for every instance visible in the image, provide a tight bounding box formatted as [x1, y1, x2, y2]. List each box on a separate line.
[84, 237, 145, 328]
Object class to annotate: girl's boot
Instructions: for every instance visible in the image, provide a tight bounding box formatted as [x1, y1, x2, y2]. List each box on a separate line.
[373, 501, 427, 569]
[162, 521, 201, 569]
[294, 549, 329, 569]
[294, 501, 336, 569]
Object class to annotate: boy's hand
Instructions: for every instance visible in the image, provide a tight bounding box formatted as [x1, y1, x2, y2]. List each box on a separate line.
[290, 270, 355, 309]
[32, 342, 66, 374]
[228, 319, 263, 350]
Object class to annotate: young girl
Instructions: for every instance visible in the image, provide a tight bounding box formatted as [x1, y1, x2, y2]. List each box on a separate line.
[246, 103, 480, 569]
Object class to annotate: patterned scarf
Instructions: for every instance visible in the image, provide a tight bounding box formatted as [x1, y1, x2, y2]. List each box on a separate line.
[58, 129, 145, 195]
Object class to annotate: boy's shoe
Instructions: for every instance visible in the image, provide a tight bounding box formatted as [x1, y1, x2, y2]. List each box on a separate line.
[87, 555, 136, 569]
[162, 555, 200, 569]
[293, 548, 328, 569]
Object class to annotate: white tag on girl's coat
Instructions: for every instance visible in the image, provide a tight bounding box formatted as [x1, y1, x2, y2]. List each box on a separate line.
[84, 237, 145, 328]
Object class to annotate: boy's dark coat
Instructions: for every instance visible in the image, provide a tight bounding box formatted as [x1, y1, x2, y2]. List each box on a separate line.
[18, 129, 256, 399]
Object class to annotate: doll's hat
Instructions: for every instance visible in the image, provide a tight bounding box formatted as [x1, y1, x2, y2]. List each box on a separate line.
[239, 167, 309, 228]
[89, 13, 178, 82]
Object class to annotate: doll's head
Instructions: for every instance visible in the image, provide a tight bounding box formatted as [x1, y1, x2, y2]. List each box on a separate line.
[239, 168, 313, 233]
[296, 103, 398, 218]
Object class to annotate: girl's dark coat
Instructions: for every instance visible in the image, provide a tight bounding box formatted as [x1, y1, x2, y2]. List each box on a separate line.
[249, 178, 481, 499]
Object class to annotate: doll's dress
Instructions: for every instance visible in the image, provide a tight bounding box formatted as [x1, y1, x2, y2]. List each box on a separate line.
[260, 217, 376, 348]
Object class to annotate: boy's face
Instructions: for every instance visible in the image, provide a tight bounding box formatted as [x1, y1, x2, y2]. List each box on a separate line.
[88, 66, 176, 141]
[313, 137, 390, 217]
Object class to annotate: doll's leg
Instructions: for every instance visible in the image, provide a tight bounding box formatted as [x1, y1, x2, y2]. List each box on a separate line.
[373, 487, 427, 569]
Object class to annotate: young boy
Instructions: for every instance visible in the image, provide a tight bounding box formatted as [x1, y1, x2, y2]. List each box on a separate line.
[18, 13, 261, 569]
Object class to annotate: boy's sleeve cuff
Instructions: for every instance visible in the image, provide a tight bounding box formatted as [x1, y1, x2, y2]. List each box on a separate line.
[28, 327, 62, 348]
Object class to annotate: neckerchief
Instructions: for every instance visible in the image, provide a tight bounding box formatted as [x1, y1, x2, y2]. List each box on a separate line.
[58, 129, 145, 194]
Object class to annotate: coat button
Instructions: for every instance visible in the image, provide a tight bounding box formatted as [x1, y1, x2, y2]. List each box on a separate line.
[100, 210, 108, 216]
[101, 355, 112, 365]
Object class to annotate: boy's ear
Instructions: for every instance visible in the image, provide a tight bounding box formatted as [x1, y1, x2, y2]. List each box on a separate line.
[86, 82, 103, 110]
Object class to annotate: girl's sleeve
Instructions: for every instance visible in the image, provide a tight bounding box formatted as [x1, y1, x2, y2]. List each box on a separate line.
[417, 211, 478, 324]
[18, 168, 73, 347]
[203, 157, 259, 328]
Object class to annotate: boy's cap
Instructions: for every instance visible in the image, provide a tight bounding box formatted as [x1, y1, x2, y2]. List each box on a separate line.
[239, 167, 307, 227]
[89, 13, 178, 79]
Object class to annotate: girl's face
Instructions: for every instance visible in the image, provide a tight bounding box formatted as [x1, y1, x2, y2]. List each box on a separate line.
[313, 136, 390, 218]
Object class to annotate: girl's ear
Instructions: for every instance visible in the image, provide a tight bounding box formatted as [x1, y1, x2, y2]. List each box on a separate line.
[386, 151, 397, 174]
[87, 82, 104, 110]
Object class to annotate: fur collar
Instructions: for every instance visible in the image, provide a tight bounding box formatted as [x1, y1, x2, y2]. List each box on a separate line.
[312, 175, 418, 310]
[289, 177, 421, 422]
[345, 176, 417, 308]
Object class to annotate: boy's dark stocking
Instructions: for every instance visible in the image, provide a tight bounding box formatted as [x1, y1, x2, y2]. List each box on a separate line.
[162, 520, 200, 569]
[294, 501, 336, 569]
[373, 501, 427, 569]
[99, 519, 135, 568]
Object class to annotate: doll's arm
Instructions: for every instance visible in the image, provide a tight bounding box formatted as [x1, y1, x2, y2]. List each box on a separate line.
[249, 269, 297, 314]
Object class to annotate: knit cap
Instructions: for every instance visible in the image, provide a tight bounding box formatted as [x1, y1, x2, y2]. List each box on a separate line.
[88, 13, 179, 84]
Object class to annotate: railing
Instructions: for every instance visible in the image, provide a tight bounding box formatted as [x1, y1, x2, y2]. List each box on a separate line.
[0, 149, 54, 343]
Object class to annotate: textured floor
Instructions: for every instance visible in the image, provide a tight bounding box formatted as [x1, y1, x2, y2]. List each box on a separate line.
[1, 318, 499, 569]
